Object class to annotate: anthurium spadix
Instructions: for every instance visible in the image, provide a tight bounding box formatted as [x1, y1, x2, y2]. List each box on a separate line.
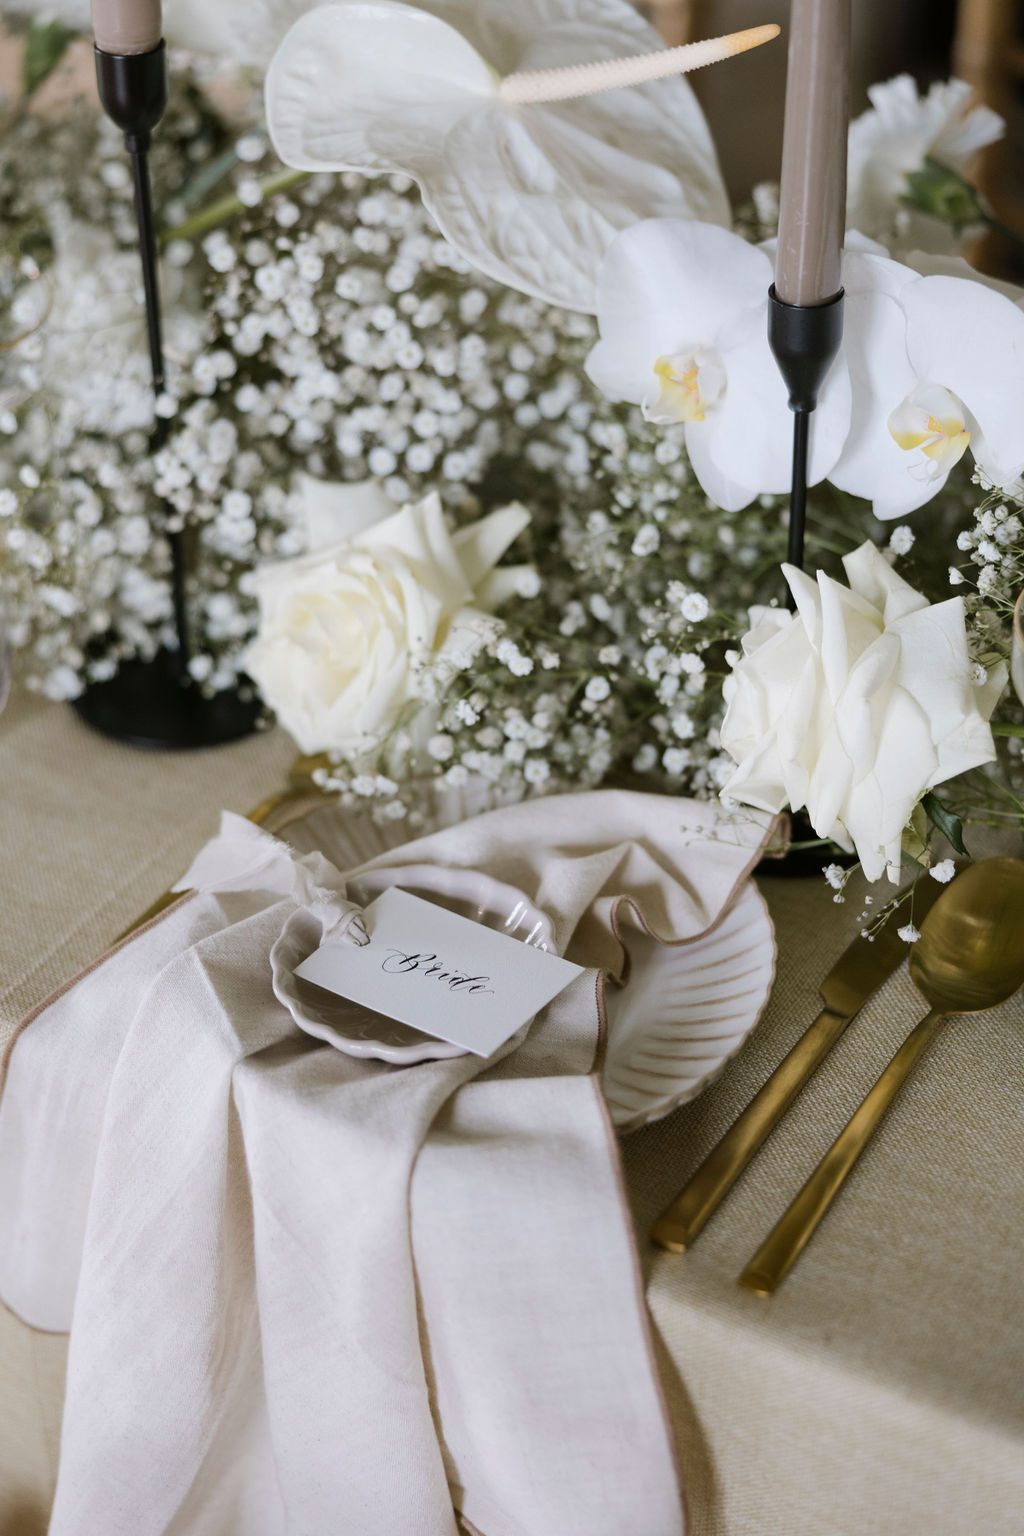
[585, 220, 852, 511]
[830, 250, 1024, 518]
[265, 0, 741, 312]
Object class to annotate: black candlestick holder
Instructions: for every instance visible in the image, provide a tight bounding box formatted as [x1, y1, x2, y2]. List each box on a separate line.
[767, 284, 844, 601]
[73, 42, 262, 750]
[760, 283, 850, 876]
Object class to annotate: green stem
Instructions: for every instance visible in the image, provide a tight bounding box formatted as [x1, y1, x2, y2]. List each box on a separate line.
[982, 211, 1024, 251]
[159, 168, 312, 246]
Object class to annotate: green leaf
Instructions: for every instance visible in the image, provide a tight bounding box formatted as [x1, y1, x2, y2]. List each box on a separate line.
[921, 791, 968, 856]
[23, 20, 76, 98]
[991, 722, 1024, 738]
[902, 157, 985, 231]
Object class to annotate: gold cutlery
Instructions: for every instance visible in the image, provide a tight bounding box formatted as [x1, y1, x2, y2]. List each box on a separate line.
[651, 874, 947, 1253]
[738, 856, 1024, 1294]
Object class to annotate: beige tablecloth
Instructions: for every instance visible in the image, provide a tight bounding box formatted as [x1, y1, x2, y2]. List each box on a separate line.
[2, 685, 1023, 1536]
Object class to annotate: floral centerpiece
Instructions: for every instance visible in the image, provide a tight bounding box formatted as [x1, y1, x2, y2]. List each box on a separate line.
[1, 0, 1023, 912]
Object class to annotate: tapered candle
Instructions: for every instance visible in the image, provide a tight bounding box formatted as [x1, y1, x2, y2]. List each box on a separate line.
[90, 0, 163, 55]
[775, 0, 850, 307]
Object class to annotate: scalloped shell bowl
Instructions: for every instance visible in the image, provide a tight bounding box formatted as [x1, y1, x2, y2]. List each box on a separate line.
[602, 882, 776, 1132]
[278, 794, 775, 1124]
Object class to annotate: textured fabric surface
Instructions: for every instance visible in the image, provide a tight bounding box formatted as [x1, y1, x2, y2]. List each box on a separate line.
[1, 687, 1023, 1535]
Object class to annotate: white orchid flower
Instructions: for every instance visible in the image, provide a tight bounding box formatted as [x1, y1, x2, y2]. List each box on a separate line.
[265, 0, 730, 312]
[830, 249, 1024, 519]
[847, 74, 1004, 255]
[585, 220, 852, 511]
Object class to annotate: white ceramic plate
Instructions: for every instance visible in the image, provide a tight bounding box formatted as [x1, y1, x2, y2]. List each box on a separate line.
[277, 795, 775, 1124]
[272, 861, 553, 1065]
[602, 881, 776, 1132]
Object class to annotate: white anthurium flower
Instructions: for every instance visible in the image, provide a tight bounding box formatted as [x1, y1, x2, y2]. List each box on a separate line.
[246, 486, 530, 756]
[830, 249, 1024, 518]
[265, 0, 730, 312]
[847, 74, 1004, 254]
[720, 542, 1007, 883]
[585, 220, 852, 511]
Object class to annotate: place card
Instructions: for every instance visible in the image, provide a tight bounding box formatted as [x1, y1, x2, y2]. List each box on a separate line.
[295, 887, 584, 1058]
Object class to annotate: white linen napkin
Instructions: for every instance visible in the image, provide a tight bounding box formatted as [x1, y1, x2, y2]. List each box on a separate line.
[0, 791, 770, 1536]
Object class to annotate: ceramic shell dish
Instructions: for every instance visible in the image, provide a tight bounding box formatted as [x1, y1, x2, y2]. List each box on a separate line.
[275, 795, 775, 1123]
[271, 861, 554, 1065]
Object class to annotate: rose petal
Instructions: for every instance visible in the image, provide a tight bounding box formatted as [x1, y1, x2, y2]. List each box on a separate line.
[451, 501, 530, 590]
[296, 474, 395, 551]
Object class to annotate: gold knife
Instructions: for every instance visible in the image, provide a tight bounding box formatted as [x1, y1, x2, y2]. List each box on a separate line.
[651, 874, 947, 1253]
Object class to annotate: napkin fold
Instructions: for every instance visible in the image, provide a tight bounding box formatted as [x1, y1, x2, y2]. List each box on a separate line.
[0, 790, 771, 1536]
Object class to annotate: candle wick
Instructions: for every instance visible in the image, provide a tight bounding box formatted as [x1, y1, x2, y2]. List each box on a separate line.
[498, 25, 779, 106]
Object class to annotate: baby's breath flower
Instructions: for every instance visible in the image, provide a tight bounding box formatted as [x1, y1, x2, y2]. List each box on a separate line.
[888, 525, 915, 556]
[680, 592, 710, 622]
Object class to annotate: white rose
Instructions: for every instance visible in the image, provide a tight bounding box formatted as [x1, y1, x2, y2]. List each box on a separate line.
[246, 480, 530, 756]
[719, 542, 1007, 882]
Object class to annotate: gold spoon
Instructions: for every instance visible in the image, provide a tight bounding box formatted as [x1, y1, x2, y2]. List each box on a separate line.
[739, 856, 1024, 1295]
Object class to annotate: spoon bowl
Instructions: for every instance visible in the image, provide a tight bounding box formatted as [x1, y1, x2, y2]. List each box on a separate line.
[910, 857, 1024, 1015]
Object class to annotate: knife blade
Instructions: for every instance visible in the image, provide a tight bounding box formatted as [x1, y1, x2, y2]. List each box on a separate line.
[650, 873, 947, 1253]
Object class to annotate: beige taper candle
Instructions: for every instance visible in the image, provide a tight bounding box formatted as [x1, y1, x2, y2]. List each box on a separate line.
[90, 0, 163, 54]
[775, 0, 850, 306]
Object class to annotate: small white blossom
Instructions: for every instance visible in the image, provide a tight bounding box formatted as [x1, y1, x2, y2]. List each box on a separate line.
[428, 733, 454, 762]
[662, 746, 691, 775]
[930, 860, 956, 883]
[680, 592, 710, 623]
[585, 676, 611, 702]
[631, 523, 660, 557]
[897, 923, 921, 944]
[888, 525, 915, 556]
[237, 177, 263, 207]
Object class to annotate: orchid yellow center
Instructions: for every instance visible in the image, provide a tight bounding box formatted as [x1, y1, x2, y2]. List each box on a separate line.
[888, 384, 971, 474]
[645, 350, 725, 427]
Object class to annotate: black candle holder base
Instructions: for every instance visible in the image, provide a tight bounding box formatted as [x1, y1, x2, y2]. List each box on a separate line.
[73, 650, 264, 751]
[757, 810, 860, 880]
